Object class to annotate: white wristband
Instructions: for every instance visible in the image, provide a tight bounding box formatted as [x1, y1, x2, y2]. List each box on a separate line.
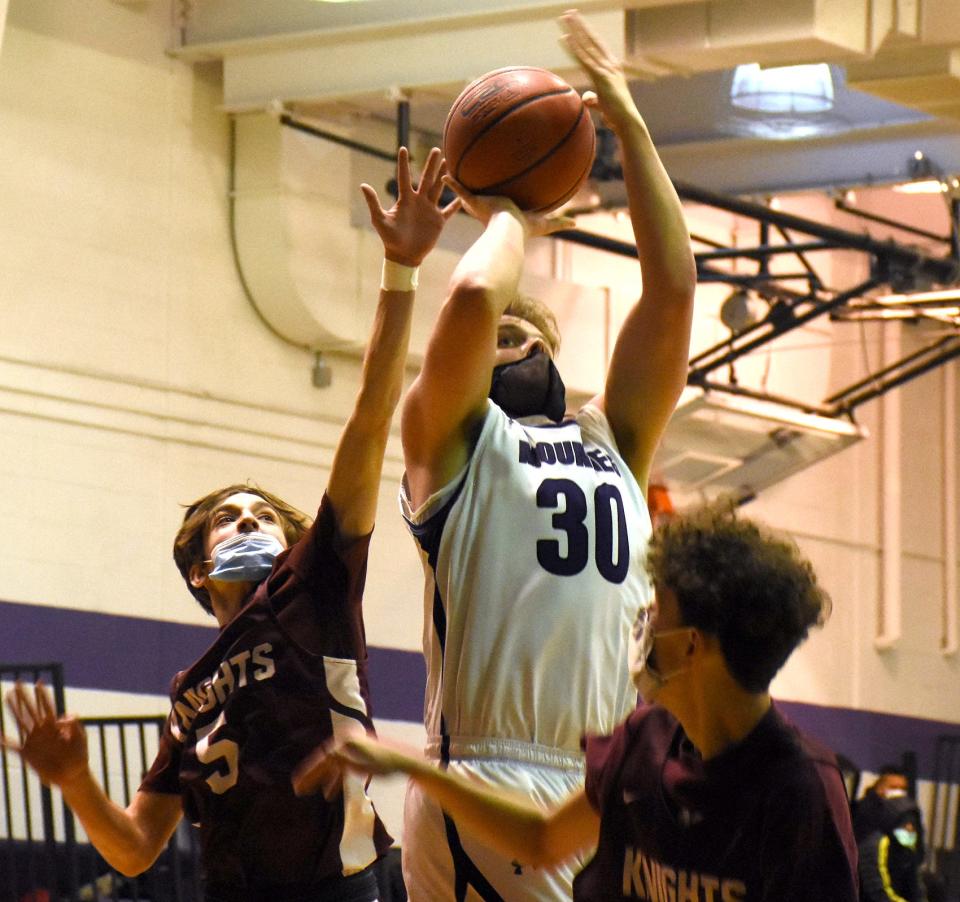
[381, 259, 419, 292]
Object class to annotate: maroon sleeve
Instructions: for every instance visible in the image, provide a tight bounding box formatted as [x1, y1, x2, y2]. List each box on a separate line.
[266, 493, 374, 665]
[139, 712, 184, 795]
[755, 759, 859, 901]
[272, 493, 372, 609]
[139, 672, 187, 795]
[583, 716, 634, 815]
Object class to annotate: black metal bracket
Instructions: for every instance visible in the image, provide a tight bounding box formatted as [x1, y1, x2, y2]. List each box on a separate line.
[280, 113, 397, 162]
[564, 150, 960, 417]
[280, 108, 960, 420]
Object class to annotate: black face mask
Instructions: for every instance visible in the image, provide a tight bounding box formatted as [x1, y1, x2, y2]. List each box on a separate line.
[489, 349, 566, 422]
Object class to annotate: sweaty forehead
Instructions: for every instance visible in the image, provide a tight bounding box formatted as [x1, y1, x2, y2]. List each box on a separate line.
[214, 491, 272, 513]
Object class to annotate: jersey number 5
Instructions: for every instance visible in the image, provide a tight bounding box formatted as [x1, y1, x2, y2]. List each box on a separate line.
[195, 710, 239, 794]
[536, 478, 629, 583]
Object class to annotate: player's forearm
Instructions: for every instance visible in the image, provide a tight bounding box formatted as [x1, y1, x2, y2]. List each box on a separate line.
[405, 758, 566, 868]
[448, 209, 527, 317]
[350, 289, 416, 431]
[615, 115, 696, 302]
[59, 770, 162, 876]
[327, 289, 415, 535]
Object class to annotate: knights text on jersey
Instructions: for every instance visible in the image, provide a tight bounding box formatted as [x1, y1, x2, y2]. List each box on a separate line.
[401, 401, 652, 759]
[576, 704, 859, 901]
[140, 495, 392, 896]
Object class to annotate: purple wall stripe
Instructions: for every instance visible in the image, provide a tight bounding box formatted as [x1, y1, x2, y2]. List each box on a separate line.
[0, 599, 955, 777]
[0, 598, 425, 722]
[776, 699, 959, 785]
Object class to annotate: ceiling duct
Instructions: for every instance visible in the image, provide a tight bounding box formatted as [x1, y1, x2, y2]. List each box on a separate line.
[847, 47, 960, 121]
[176, 2, 624, 112]
[653, 389, 866, 505]
[624, 0, 871, 74]
[228, 111, 408, 351]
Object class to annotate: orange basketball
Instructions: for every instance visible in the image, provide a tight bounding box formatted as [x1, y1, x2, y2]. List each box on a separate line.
[443, 66, 596, 213]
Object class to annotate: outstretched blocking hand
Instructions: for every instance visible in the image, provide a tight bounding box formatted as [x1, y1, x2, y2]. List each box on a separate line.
[362, 146, 461, 268]
[3, 681, 89, 788]
[441, 176, 576, 238]
[559, 9, 638, 133]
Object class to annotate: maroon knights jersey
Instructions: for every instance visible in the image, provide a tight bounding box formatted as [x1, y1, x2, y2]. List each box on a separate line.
[141, 495, 392, 897]
[576, 704, 858, 902]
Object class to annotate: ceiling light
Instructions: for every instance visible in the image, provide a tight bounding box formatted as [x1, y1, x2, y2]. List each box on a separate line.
[834, 308, 932, 321]
[720, 289, 769, 332]
[731, 63, 834, 115]
[893, 151, 958, 194]
[893, 178, 947, 194]
[835, 286, 960, 322]
[877, 288, 960, 305]
[727, 63, 836, 140]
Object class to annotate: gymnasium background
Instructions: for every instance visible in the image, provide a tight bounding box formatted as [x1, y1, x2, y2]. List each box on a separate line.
[0, 0, 957, 855]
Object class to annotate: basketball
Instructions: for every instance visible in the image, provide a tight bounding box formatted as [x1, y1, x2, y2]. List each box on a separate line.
[443, 66, 596, 213]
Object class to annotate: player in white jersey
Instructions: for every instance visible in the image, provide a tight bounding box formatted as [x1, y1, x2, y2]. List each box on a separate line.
[406, 404, 650, 756]
[399, 11, 697, 900]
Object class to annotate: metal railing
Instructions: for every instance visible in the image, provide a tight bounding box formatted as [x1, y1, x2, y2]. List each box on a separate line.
[929, 734, 960, 901]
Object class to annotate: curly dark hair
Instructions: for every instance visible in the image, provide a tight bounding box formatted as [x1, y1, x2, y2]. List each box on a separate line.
[172, 483, 312, 615]
[645, 502, 831, 692]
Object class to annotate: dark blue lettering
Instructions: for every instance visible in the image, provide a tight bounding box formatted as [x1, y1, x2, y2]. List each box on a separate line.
[536, 443, 557, 465]
[554, 441, 575, 465]
[587, 450, 619, 475]
[518, 440, 540, 467]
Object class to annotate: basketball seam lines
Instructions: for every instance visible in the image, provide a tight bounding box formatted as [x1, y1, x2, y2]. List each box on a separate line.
[532, 133, 597, 213]
[478, 103, 591, 209]
[444, 67, 557, 140]
[453, 88, 575, 184]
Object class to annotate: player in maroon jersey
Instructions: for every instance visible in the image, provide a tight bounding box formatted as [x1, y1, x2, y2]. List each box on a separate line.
[4, 146, 459, 902]
[297, 504, 859, 902]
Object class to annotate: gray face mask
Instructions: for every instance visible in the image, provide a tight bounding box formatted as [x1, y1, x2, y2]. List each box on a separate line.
[208, 532, 284, 583]
[627, 606, 690, 702]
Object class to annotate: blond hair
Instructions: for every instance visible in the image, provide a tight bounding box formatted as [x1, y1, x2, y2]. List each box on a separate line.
[504, 295, 560, 357]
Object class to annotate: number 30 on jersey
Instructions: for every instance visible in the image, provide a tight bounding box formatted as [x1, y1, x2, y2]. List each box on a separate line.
[536, 478, 629, 583]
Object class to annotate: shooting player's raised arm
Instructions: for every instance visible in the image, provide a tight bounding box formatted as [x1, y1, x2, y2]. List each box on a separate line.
[401, 185, 573, 509]
[561, 11, 696, 492]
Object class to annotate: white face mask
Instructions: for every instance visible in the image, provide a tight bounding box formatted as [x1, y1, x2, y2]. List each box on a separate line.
[208, 532, 284, 583]
[627, 606, 690, 702]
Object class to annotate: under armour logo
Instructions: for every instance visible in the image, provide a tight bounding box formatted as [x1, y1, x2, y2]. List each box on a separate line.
[511, 860, 523, 875]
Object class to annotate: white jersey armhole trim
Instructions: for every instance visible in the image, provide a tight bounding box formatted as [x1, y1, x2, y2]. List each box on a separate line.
[576, 403, 619, 455]
[576, 403, 647, 502]
[400, 401, 503, 525]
